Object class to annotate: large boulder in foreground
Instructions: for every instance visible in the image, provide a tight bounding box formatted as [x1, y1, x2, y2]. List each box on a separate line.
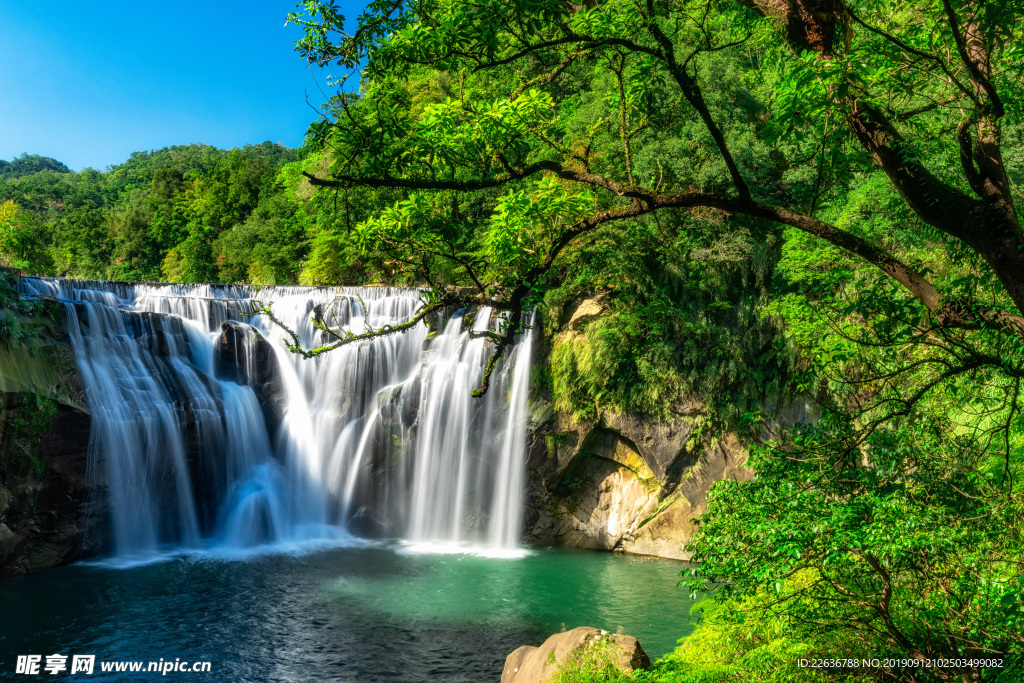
[501, 627, 650, 683]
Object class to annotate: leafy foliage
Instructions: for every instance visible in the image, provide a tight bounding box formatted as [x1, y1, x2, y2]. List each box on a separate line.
[683, 408, 1024, 674]
[4, 1, 1024, 677]
[546, 215, 791, 422]
[0, 144, 308, 284]
[285, 0, 1024, 679]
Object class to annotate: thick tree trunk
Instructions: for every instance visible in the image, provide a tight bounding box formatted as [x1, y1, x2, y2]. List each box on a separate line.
[741, 0, 1024, 314]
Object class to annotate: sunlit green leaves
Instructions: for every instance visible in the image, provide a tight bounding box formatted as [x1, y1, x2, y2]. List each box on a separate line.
[683, 408, 1024, 669]
[485, 176, 592, 279]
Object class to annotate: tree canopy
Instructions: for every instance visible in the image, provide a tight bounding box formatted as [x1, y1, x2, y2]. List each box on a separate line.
[284, 0, 1024, 678]
[0, 154, 71, 179]
[0, 144, 313, 283]
[286, 0, 1024, 387]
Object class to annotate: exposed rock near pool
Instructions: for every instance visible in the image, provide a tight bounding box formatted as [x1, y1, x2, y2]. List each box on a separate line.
[522, 295, 805, 561]
[523, 397, 752, 560]
[501, 627, 650, 683]
[0, 275, 103, 576]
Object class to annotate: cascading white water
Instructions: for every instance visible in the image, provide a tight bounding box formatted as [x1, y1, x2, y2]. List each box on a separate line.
[18, 277, 534, 558]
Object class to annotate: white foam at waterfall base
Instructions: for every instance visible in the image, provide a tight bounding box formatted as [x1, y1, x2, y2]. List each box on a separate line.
[397, 540, 533, 560]
[19, 277, 534, 562]
[81, 535, 374, 570]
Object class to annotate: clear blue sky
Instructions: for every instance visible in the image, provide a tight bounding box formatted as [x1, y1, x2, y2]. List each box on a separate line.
[0, 1, 364, 171]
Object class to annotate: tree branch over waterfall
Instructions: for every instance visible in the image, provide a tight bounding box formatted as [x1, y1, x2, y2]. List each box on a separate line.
[253, 298, 445, 359]
[285, 0, 1024, 400]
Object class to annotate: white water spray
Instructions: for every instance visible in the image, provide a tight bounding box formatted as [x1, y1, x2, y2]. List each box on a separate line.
[18, 278, 533, 558]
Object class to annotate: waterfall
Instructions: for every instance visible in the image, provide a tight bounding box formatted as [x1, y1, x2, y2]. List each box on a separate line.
[18, 277, 534, 559]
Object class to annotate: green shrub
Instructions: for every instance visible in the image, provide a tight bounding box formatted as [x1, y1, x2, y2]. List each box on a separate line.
[551, 636, 636, 683]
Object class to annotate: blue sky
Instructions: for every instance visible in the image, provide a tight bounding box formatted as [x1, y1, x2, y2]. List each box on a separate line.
[0, 1, 364, 171]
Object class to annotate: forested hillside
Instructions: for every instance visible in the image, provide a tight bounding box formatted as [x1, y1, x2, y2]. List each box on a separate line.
[0, 145, 335, 285]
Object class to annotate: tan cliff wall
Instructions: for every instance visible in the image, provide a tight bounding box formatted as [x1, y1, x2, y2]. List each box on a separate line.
[523, 395, 753, 561]
[522, 296, 808, 560]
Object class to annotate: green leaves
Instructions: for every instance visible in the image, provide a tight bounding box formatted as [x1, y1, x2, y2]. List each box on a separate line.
[0, 200, 29, 270]
[409, 90, 557, 170]
[545, 214, 790, 424]
[354, 192, 434, 252]
[683, 405, 1024, 672]
[485, 176, 592, 279]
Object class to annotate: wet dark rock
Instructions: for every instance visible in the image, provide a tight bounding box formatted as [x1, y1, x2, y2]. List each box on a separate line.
[216, 321, 284, 437]
[397, 376, 421, 427]
[0, 295, 104, 576]
[0, 393, 104, 577]
[217, 321, 277, 385]
[124, 311, 188, 357]
[346, 505, 394, 539]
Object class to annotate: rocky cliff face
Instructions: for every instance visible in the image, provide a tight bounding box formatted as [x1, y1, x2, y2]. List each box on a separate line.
[0, 274, 103, 576]
[522, 296, 803, 561]
[523, 397, 752, 561]
[0, 393, 100, 577]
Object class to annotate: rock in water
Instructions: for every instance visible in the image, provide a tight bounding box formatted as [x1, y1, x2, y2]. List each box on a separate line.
[345, 505, 393, 539]
[501, 627, 650, 683]
[216, 320, 284, 434]
[216, 320, 279, 387]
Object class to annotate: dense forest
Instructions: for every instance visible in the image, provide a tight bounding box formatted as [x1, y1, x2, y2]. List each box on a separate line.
[4, 0, 1024, 680]
[0, 145, 383, 286]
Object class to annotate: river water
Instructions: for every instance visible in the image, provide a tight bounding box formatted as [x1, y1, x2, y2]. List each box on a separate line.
[0, 546, 696, 682]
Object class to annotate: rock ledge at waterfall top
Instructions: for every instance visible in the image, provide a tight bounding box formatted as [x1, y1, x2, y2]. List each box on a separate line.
[501, 627, 650, 683]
